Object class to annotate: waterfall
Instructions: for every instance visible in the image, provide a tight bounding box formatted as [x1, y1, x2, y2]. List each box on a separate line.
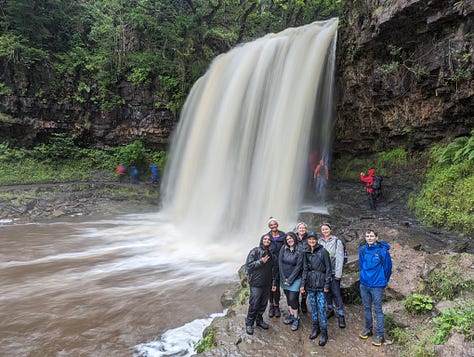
[161, 18, 338, 247]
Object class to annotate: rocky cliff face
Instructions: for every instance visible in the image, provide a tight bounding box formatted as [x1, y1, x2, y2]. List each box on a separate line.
[0, 63, 175, 149]
[335, 0, 473, 155]
[0, 1, 472, 152]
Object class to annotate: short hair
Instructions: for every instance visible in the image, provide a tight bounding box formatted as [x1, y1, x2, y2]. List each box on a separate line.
[296, 222, 307, 230]
[365, 228, 378, 236]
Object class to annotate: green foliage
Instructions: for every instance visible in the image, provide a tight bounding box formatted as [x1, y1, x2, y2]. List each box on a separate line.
[378, 61, 399, 74]
[0, 140, 167, 185]
[2, 0, 346, 115]
[194, 327, 216, 353]
[333, 147, 409, 180]
[425, 255, 474, 300]
[410, 131, 474, 236]
[432, 300, 474, 344]
[404, 294, 434, 314]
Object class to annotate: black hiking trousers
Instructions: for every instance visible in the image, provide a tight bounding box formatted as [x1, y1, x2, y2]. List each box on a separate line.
[246, 286, 270, 326]
[367, 192, 376, 210]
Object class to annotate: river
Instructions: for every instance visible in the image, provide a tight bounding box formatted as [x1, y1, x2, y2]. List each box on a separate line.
[0, 213, 237, 356]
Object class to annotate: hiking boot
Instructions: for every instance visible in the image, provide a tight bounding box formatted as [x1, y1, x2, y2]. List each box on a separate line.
[256, 320, 269, 329]
[372, 335, 385, 346]
[359, 327, 373, 339]
[291, 316, 300, 331]
[283, 315, 294, 325]
[326, 309, 335, 319]
[273, 305, 281, 318]
[246, 325, 254, 335]
[309, 323, 320, 340]
[268, 305, 274, 318]
[338, 314, 346, 328]
[318, 328, 328, 346]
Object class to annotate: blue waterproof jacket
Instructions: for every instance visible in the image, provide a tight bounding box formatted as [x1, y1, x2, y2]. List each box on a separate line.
[358, 241, 392, 288]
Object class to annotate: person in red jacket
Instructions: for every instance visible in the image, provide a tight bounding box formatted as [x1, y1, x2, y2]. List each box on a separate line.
[360, 168, 376, 210]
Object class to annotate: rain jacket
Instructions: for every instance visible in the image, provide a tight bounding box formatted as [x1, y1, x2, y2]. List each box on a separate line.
[318, 235, 344, 279]
[360, 168, 375, 194]
[301, 244, 332, 292]
[245, 235, 278, 288]
[358, 241, 392, 287]
[278, 242, 304, 286]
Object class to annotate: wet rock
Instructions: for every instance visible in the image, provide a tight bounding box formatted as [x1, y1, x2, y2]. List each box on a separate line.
[434, 332, 474, 357]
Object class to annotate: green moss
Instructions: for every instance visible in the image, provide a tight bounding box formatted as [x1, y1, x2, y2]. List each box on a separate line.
[194, 326, 216, 354]
[409, 131, 474, 236]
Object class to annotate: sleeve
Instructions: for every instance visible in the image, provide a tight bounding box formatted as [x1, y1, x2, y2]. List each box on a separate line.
[278, 247, 285, 281]
[383, 249, 393, 283]
[245, 248, 262, 275]
[301, 252, 308, 288]
[323, 249, 332, 291]
[334, 238, 344, 279]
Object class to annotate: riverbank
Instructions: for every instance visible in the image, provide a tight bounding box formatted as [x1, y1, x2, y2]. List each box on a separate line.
[0, 180, 160, 224]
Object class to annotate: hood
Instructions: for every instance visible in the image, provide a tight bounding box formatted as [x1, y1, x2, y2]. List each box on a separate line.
[378, 240, 391, 251]
[368, 168, 375, 177]
[259, 234, 271, 249]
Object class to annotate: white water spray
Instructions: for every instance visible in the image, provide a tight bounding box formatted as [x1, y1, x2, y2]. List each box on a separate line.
[161, 18, 338, 250]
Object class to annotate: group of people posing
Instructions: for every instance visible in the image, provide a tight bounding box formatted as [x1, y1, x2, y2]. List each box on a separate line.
[244, 218, 393, 348]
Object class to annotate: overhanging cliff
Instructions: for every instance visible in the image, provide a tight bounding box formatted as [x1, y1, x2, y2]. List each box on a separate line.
[335, 0, 473, 155]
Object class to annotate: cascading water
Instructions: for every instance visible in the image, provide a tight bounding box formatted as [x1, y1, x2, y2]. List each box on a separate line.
[161, 18, 338, 244]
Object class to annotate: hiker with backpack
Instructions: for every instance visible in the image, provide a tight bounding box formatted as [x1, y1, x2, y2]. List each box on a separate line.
[318, 222, 346, 328]
[358, 228, 392, 346]
[360, 168, 377, 210]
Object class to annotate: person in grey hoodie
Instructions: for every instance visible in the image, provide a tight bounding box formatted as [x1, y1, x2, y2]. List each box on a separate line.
[318, 222, 346, 328]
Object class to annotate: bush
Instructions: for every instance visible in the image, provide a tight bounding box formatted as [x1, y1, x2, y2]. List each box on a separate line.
[425, 255, 474, 300]
[410, 131, 474, 236]
[404, 293, 434, 314]
[432, 300, 474, 344]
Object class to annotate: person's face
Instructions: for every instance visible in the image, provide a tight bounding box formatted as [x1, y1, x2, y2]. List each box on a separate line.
[268, 221, 278, 232]
[262, 235, 271, 248]
[365, 231, 377, 245]
[307, 237, 317, 248]
[286, 235, 295, 247]
[320, 225, 331, 237]
[297, 224, 307, 236]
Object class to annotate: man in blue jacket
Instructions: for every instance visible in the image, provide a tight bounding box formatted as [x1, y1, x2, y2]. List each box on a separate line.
[358, 229, 392, 346]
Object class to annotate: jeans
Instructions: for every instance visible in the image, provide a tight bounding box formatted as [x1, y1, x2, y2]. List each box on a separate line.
[325, 278, 344, 316]
[308, 291, 327, 328]
[360, 284, 385, 336]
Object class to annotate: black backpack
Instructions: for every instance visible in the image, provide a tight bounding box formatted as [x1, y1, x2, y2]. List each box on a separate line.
[371, 175, 383, 196]
[372, 175, 383, 190]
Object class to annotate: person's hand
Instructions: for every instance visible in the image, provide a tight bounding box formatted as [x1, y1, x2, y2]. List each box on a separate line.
[335, 277, 341, 281]
[300, 287, 305, 294]
[323, 287, 329, 293]
[261, 255, 270, 263]
[271, 285, 277, 292]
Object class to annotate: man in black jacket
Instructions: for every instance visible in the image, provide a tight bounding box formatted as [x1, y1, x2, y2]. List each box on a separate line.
[245, 234, 278, 335]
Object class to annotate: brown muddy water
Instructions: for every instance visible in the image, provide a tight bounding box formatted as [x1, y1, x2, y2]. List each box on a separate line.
[0, 213, 237, 356]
